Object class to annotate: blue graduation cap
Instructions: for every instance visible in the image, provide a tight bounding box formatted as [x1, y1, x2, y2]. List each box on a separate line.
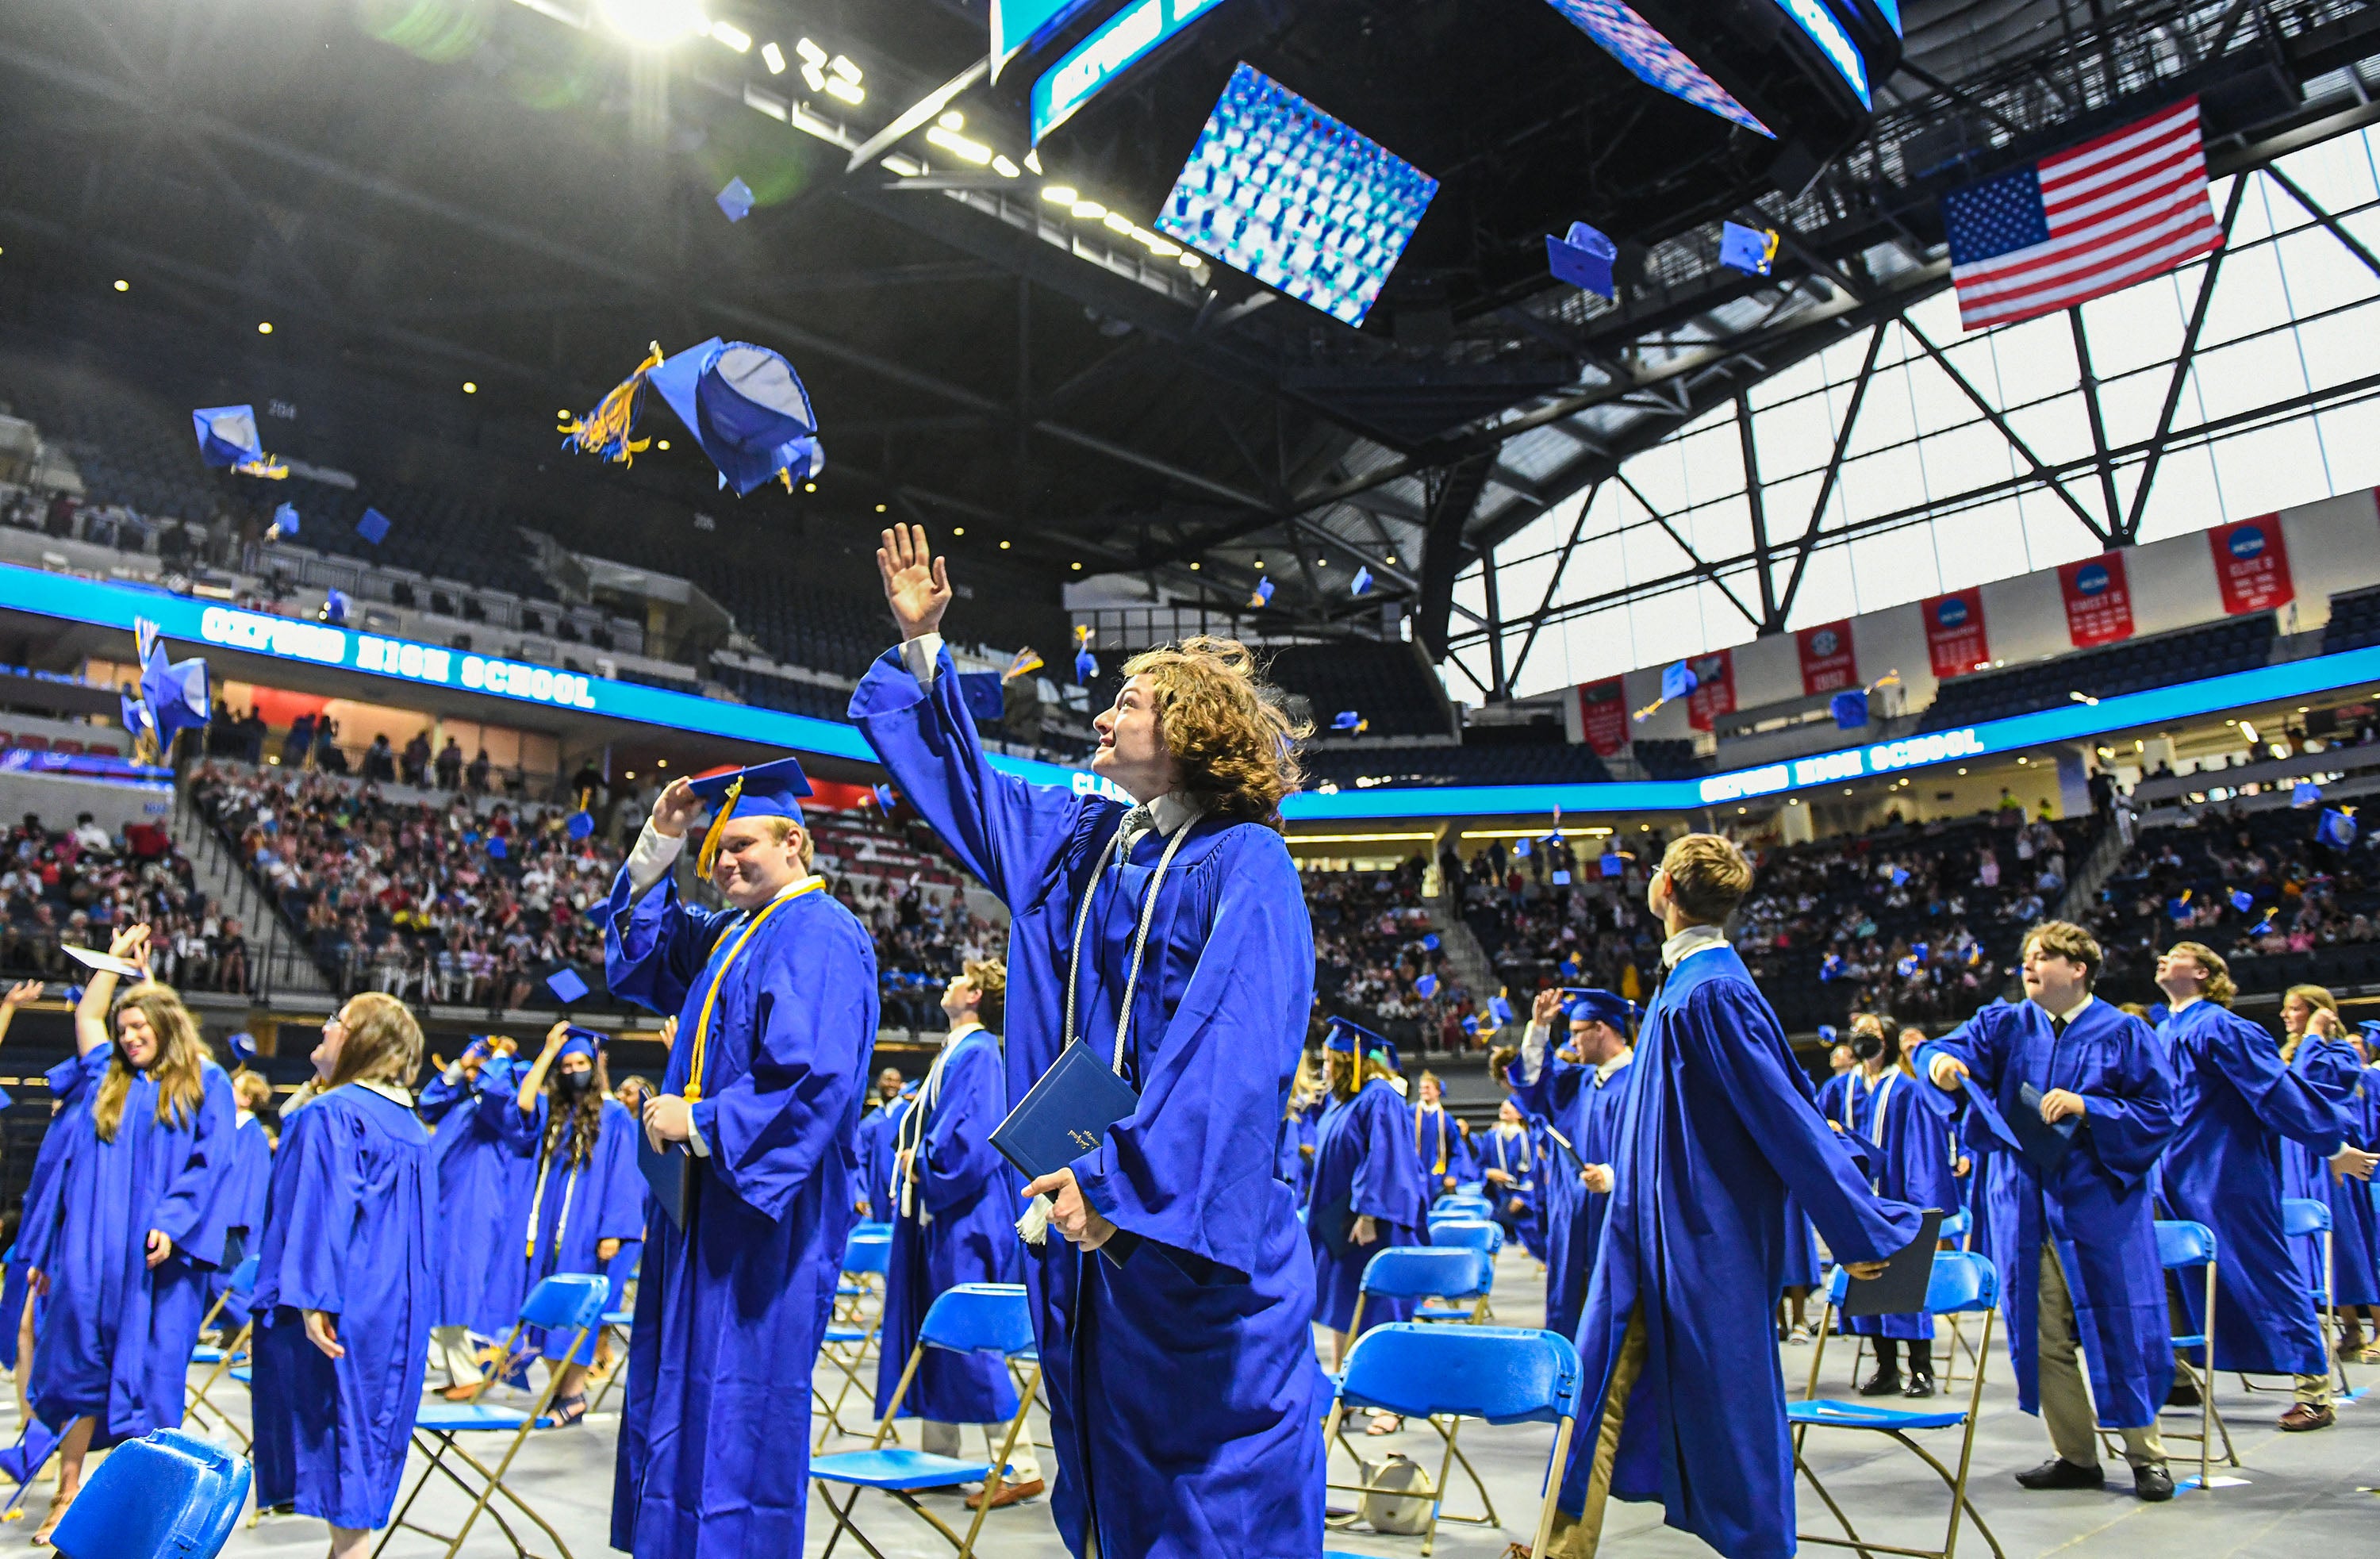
[1322, 1015, 1390, 1060]
[689, 754, 814, 874]
[1513, 837, 1531, 858]
[2228, 889, 2255, 912]
[137, 626, 209, 752]
[957, 671, 1007, 722]
[321, 589, 351, 626]
[556, 1023, 606, 1062]
[545, 967, 590, 1006]
[1332, 710, 1364, 731]
[1661, 660, 1699, 702]
[1488, 993, 1514, 1025]
[1889, 866, 1910, 887]
[1461, 1015, 1478, 1036]
[1829, 689, 1868, 729]
[1546, 221, 1618, 299]
[1562, 988, 1634, 1030]
[192, 405, 263, 468]
[716, 175, 756, 222]
[267, 501, 299, 540]
[488, 835, 508, 860]
[1552, 870, 1572, 885]
[566, 808, 596, 840]
[1247, 578, 1275, 609]
[1895, 954, 1919, 978]
[1818, 1023, 1840, 1045]
[645, 338, 823, 497]
[227, 1030, 257, 1063]
[1351, 566, 1373, 597]
[872, 782, 897, 815]
[355, 508, 391, 545]
[2294, 781, 2323, 807]
[1718, 221, 1779, 277]
[1415, 973, 1439, 999]
[1819, 953, 1843, 982]
[2317, 808, 2359, 848]
[120, 689, 154, 743]
[2359, 1019, 2380, 1043]
[2166, 893, 2194, 923]
[1599, 852, 1625, 878]
[1073, 647, 1099, 684]
[1421, 933, 1441, 951]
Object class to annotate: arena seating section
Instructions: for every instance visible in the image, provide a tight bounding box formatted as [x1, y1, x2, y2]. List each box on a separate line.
[1265, 639, 1454, 740]
[0, 810, 242, 993]
[1918, 614, 2278, 731]
[2324, 584, 2380, 655]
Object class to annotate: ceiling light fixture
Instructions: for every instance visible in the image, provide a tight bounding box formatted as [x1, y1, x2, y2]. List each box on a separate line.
[709, 19, 752, 52]
[760, 40, 785, 72]
[597, 0, 707, 46]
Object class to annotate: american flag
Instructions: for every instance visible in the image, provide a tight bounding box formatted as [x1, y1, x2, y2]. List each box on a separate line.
[1942, 97, 2224, 332]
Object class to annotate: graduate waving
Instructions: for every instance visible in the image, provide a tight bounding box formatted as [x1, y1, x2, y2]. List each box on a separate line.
[852, 524, 1325, 1559]
[416, 1035, 533, 1398]
[1921, 921, 2180, 1501]
[1507, 988, 1635, 1342]
[604, 755, 878, 1557]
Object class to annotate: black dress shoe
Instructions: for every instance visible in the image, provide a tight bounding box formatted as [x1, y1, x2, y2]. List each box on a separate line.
[2165, 1378, 2202, 1408]
[2015, 1457, 2105, 1490]
[1903, 1374, 1937, 1399]
[1857, 1371, 1904, 1398]
[2132, 1463, 2175, 1502]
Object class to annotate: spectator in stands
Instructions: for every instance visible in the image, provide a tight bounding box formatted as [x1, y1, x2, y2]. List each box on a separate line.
[435, 737, 464, 790]
[401, 731, 432, 786]
[466, 747, 490, 793]
[70, 814, 112, 858]
[361, 734, 397, 785]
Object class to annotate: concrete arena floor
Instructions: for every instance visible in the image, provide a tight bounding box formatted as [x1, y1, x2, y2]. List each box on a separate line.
[32, 1246, 2380, 1557]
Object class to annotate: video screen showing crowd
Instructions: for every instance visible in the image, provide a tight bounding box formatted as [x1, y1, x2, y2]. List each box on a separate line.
[10, 522, 2379, 1559]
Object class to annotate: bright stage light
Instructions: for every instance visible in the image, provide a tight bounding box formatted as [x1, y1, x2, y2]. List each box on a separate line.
[598, 0, 708, 44]
[760, 40, 785, 73]
[992, 156, 1021, 178]
[1042, 185, 1078, 204]
[709, 19, 751, 52]
[823, 77, 865, 106]
[926, 126, 993, 165]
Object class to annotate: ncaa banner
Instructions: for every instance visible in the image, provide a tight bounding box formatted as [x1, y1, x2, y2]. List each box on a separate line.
[1575, 679, 1630, 755]
[2058, 551, 2135, 648]
[1797, 620, 1857, 695]
[1922, 588, 1990, 679]
[1685, 647, 1737, 732]
[2208, 515, 2294, 614]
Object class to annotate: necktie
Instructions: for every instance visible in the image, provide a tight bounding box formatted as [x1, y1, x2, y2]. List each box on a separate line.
[1115, 804, 1154, 868]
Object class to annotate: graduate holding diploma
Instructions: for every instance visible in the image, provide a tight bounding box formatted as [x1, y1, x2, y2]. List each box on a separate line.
[603, 755, 877, 1557]
[852, 524, 1326, 1559]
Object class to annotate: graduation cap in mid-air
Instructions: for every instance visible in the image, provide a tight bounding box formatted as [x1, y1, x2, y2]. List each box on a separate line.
[1489, 992, 1515, 1025]
[227, 1030, 257, 1063]
[1332, 710, 1366, 732]
[1072, 623, 1099, 685]
[1421, 933, 1441, 951]
[488, 835, 509, 860]
[687, 754, 815, 875]
[355, 509, 392, 545]
[267, 502, 299, 542]
[1546, 221, 1618, 299]
[545, 967, 591, 1007]
[1818, 1023, 1841, 1046]
[1819, 953, 1844, 982]
[134, 617, 209, 755]
[871, 782, 898, 816]
[1003, 647, 1044, 682]
[320, 589, 351, 626]
[1718, 221, 1779, 277]
[2294, 781, 2323, 807]
[1415, 973, 1440, 999]
[191, 405, 283, 476]
[1829, 689, 1868, 730]
[645, 338, 825, 497]
[1247, 578, 1274, 609]
[1634, 660, 1699, 722]
[120, 689, 155, 745]
[1350, 566, 1373, 597]
[2318, 808, 2359, 848]
[2228, 889, 2255, 912]
[716, 175, 756, 222]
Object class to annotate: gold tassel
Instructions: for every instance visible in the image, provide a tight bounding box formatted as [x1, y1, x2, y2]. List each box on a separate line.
[561, 341, 665, 467]
[696, 777, 743, 877]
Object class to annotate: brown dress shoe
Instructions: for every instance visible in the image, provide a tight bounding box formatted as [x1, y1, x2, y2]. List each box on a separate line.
[965, 1476, 1046, 1511]
[2278, 1403, 2335, 1432]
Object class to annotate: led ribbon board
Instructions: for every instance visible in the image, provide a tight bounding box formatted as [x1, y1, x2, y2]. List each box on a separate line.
[1030, 0, 1232, 144]
[1154, 63, 1438, 328]
[993, 0, 1105, 81]
[1772, 0, 1870, 106]
[1541, 0, 1772, 136]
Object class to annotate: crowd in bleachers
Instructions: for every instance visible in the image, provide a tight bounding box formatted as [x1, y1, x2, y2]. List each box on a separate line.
[1455, 834, 1661, 1011]
[0, 808, 250, 992]
[1309, 858, 1468, 1042]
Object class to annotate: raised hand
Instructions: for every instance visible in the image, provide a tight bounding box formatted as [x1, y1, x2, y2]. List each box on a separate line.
[877, 523, 952, 642]
[2, 980, 40, 1008]
[1531, 987, 1564, 1027]
[650, 776, 702, 839]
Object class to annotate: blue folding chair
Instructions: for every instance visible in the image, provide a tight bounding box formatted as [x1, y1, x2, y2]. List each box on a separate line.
[810, 1283, 1041, 1559]
[375, 1273, 608, 1559]
[2268, 1197, 2350, 1396]
[1339, 1248, 1503, 1530]
[1927, 1210, 1981, 1384]
[1323, 1323, 1582, 1558]
[1428, 1194, 1495, 1223]
[1417, 1221, 1503, 1323]
[2142, 1219, 2235, 1491]
[818, 1223, 899, 1447]
[184, 1254, 261, 1450]
[1793, 1252, 2004, 1559]
[48, 1429, 248, 1559]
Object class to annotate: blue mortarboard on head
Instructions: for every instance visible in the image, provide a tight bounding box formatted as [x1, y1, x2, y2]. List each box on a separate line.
[957, 671, 1007, 722]
[1829, 689, 1868, 729]
[1547, 221, 1618, 298]
[716, 175, 756, 222]
[689, 754, 814, 874]
[1489, 994, 1514, 1024]
[2318, 808, 2359, 848]
[1333, 710, 1363, 731]
[1248, 578, 1275, 609]
[557, 1024, 606, 1063]
[1422, 933, 1441, 951]
[228, 1030, 256, 1063]
[1350, 566, 1373, 597]
[2229, 889, 2254, 912]
[1818, 1023, 1840, 1044]
[545, 967, 591, 1006]
[192, 405, 263, 468]
[1660, 660, 1699, 704]
[1718, 221, 1779, 276]
[1415, 973, 1439, 999]
[2294, 781, 2322, 807]
[488, 835, 508, 859]
[355, 509, 391, 545]
[1323, 1015, 1389, 1058]
[645, 338, 823, 497]
[268, 502, 299, 539]
[566, 809, 595, 840]
[1562, 988, 1634, 1030]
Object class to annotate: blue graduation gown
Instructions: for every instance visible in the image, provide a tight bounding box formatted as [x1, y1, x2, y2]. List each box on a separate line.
[1508, 1043, 1595, 1337]
[1917, 997, 2178, 1426]
[1477, 1124, 1536, 1244]
[1560, 946, 1921, 1559]
[1274, 1105, 1316, 1193]
[854, 1094, 914, 1221]
[208, 1114, 274, 1329]
[420, 1057, 537, 1335]
[1845, 1072, 1957, 1341]
[1412, 1103, 1475, 1196]
[2283, 1036, 2380, 1304]
[853, 643, 1325, 1559]
[249, 1085, 434, 1529]
[23, 1060, 236, 1447]
[1572, 1058, 1636, 1317]
[4, 1053, 114, 1372]
[502, 1094, 646, 1364]
[1308, 1080, 1430, 1334]
[2159, 1000, 2344, 1376]
[604, 870, 877, 1558]
[873, 1026, 1024, 1424]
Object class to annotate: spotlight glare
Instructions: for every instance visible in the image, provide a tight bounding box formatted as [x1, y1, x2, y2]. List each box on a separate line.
[804, 482, 816, 492]
[926, 126, 992, 165]
[1069, 201, 1106, 220]
[462, 381, 478, 394]
[937, 109, 965, 130]
[999, 540, 1011, 550]
[658, 439, 670, 450]
[828, 55, 862, 83]
[1101, 212, 1133, 234]
[256, 321, 273, 334]
[800, 61, 827, 93]
[823, 76, 864, 106]
[709, 19, 752, 52]
[760, 40, 785, 72]
[992, 155, 1021, 179]
[794, 36, 826, 64]
[113, 278, 129, 291]
[952, 526, 965, 536]
[597, 0, 707, 45]
[1042, 185, 1078, 205]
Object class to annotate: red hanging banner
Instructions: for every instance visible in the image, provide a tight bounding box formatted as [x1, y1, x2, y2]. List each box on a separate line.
[1576, 679, 1629, 755]
[1685, 648, 1736, 732]
[1922, 588, 1990, 680]
[1796, 620, 1858, 695]
[2207, 514, 2294, 615]
[2058, 551, 2135, 648]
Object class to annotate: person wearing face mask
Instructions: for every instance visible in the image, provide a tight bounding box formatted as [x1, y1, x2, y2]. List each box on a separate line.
[248, 993, 436, 1559]
[20, 920, 236, 1543]
[416, 1034, 532, 1399]
[501, 1020, 643, 1426]
[854, 524, 1324, 1559]
[604, 754, 878, 1556]
[1843, 1023, 1959, 1400]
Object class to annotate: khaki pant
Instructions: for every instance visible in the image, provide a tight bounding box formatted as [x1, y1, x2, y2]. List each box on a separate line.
[430, 1324, 484, 1388]
[2037, 1244, 2164, 1469]
[2294, 1373, 2332, 1406]
[919, 1418, 1041, 1483]
[1544, 1306, 1650, 1559]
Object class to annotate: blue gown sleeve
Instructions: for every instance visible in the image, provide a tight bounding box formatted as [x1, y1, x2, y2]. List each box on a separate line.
[418, 1071, 466, 1124]
[1505, 1046, 1589, 1128]
[2295, 1039, 2363, 1105]
[593, 1104, 647, 1244]
[919, 1041, 1008, 1219]
[1070, 833, 1315, 1277]
[685, 916, 877, 1223]
[2068, 1012, 2178, 1188]
[497, 1092, 547, 1153]
[1349, 1089, 1417, 1224]
[153, 1070, 237, 1263]
[1914, 1003, 2018, 1150]
[254, 1101, 357, 1315]
[603, 866, 739, 1019]
[2216, 1008, 2346, 1154]
[1682, 984, 1922, 1264]
[847, 642, 1088, 909]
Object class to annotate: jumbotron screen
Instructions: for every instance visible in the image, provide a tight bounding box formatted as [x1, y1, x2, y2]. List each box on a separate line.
[1154, 63, 1439, 328]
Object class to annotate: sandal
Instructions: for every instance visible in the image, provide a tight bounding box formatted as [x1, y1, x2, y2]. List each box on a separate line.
[1363, 1411, 1403, 1436]
[550, 1392, 589, 1427]
[29, 1487, 73, 1547]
